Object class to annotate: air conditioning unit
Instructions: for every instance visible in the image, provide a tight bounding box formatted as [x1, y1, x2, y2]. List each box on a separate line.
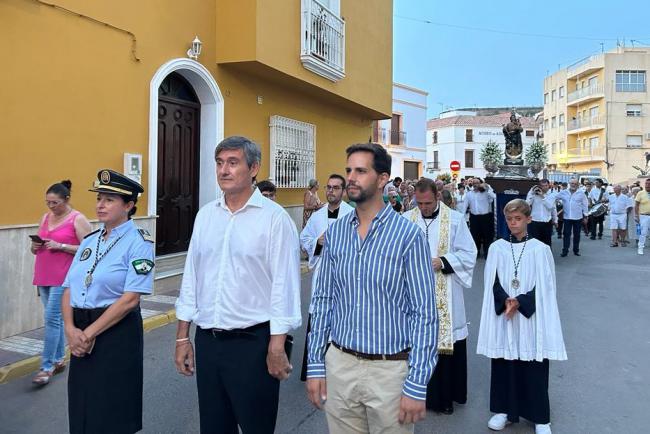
[645, 133, 650, 140]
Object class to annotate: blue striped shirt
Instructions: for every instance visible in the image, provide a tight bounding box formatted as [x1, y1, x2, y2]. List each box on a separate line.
[306, 205, 438, 401]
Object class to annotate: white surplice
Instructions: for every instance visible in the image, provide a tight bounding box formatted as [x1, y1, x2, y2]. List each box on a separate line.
[477, 238, 567, 361]
[402, 204, 477, 343]
[299, 201, 353, 313]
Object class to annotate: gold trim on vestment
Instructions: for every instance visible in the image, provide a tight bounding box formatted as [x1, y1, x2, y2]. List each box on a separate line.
[411, 205, 454, 354]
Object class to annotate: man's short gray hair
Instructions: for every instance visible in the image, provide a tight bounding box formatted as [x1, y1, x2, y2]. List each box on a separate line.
[215, 136, 262, 168]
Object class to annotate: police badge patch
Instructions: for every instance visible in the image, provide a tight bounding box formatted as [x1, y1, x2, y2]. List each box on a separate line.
[80, 248, 92, 261]
[132, 259, 154, 275]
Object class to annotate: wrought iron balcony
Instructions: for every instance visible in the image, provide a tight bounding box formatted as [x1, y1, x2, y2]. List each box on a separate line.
[301, 0, 345, 82]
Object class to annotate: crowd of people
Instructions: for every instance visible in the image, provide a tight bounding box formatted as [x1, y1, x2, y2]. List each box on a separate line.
[28, 134, 648, 434]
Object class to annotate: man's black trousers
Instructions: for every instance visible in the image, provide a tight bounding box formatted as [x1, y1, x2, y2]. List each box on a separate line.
[470, 213, 494, 256]
[529, 221, 553, 247]
[195, 323, 279, 434]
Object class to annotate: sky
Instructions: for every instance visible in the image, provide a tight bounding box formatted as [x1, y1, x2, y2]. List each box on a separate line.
[393, 0, 650, 119]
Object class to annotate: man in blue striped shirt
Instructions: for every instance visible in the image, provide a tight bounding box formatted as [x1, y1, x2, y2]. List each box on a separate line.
[306, 143, 438, 433]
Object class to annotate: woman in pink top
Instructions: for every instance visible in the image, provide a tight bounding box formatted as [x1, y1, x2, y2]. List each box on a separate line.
[30, 180, 91, 385]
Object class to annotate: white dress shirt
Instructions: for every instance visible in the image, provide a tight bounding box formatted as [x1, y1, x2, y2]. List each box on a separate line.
[175, 188, 302, 334]
[454, 192, 467, 214]
[556, 189, 589, 220]
[526, 188, 557, 223]
[465, 189, 496, 215]
[608, 193, 633, 214]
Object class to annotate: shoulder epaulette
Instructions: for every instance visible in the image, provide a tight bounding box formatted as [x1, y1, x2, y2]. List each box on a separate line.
[83, 228, 101, 239]
[137, 227, 155, 243]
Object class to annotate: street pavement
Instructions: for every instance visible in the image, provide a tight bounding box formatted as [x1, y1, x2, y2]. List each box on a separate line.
[0, 234, 648, 433]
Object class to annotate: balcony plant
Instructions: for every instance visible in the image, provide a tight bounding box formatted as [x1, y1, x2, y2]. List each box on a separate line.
[479, 140, 503, 174]
[525, 141, 549, 175]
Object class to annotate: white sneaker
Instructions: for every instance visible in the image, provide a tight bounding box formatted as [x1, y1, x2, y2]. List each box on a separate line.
[535, 423, 552, 434]
[639, 248, 645, 255]
[488, 413, 510, 430]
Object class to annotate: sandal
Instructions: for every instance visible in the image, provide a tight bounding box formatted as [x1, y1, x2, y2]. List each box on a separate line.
[53, 361, 66, 375]
[32, 370, 53, 385]
[610, 243, 618, 247]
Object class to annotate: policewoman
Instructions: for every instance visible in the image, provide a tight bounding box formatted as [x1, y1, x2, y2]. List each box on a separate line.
[62, 169, 155, 434]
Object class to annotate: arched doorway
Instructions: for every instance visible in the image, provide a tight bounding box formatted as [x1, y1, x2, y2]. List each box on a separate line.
[156, 72, 200, 255]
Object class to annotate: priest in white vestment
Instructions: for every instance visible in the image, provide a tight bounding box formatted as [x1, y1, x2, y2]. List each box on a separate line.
[402, 178, 477, 414]
[299, 174, 353, 380]
[477, 199, 566, 434]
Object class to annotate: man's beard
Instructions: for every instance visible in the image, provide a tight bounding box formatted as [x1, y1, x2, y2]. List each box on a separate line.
[347, 184, 374, 203]
[327, 196, 342, 206]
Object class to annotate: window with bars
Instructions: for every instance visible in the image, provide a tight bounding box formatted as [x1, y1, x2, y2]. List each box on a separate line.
[269, 115, 316, 188]
[433, 151, 439, 169]
[465, 129, 473, 142]
[526, 130, 535, 137]
[432, 131, 438, 144]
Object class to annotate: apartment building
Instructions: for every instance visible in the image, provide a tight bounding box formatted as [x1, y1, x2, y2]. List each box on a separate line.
[372, 83, 428, 180]
[543, 47, 650, 182]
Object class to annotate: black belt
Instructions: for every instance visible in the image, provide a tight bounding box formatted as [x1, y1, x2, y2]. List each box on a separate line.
[332, 342, 409, 361]
[201, 321, 270, 337]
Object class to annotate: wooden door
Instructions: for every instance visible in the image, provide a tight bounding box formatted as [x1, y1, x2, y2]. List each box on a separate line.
[156, 72, 200, 255]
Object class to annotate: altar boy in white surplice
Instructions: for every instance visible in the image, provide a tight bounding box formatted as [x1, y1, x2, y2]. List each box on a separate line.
[402, 178, 477, 414]
[299, 174, 353, 381]
[477, 199, 566, 434]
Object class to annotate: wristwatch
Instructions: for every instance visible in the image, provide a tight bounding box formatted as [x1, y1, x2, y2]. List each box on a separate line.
[61, 243, 67, 250]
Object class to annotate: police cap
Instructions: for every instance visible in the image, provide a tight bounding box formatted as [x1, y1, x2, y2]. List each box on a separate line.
[89, 169, 144, 198]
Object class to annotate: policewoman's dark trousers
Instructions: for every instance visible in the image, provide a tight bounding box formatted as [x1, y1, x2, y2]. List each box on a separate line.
[195, 322, 280, 434]
[68, 307, 143, 434]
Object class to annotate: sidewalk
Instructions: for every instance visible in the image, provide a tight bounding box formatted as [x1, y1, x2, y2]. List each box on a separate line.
[0, 261, 310, 384]
[0, 291, 179, 384]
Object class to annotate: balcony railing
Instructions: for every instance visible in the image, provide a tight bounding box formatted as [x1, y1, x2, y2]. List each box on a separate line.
[567, 84, 604, 103]
[300, 0, 345, 82]
[568, 116, 605, 131]
[373, 126, 407, 146]
[391, 129, 407, 146]
[566, 53, 604, 78]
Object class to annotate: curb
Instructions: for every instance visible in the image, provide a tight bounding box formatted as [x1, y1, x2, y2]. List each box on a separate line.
[0, 308, 178, 385]
[1, 266, 311, 384]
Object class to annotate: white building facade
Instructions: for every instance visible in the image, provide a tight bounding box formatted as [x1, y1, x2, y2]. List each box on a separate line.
[373, 83, 428, 180]
[426, 111, 538, 180]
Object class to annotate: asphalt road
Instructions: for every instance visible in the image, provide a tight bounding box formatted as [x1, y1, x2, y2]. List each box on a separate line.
[0, 235, 649, 433]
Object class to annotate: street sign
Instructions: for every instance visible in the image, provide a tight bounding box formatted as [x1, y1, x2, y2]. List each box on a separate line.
[450, 160, 461, 172]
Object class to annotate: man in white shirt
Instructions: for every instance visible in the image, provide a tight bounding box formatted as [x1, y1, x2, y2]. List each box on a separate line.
[607, 184, 633, 247]
[174, 136, 302, 433]
[465, 179, 496, 258]
[556, 178, 589, 257]
[526, 179, 557, 247]
[455, 184, 469, 223]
